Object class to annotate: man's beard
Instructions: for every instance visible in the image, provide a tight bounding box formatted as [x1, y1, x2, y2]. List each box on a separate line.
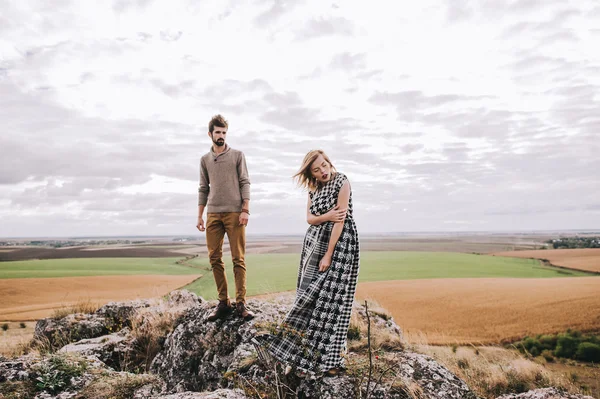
[213, 138, 225, 147]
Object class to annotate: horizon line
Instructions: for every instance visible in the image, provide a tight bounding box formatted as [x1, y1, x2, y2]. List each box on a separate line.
[1, 228, 600, 240]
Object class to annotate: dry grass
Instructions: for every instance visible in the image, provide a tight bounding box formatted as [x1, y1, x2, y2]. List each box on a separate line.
[0, 274, 200, 320]
[356, 277, 600, 345]
[348, 302, 404, 353]
[0, 321, 35, 357]
[120, 299, 189, 372]
[77, 373, 162, 399]
[413, 344, 586, 399]
[51, 299, 100, 319]
[492, 248, 600, 273]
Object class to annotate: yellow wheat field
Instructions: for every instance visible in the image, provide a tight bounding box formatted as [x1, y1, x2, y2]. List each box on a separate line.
[0, 274, 200, 321]
[356, 277, 600, 345]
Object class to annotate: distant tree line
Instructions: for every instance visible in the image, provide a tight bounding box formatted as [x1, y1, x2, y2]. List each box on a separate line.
[545, 236, 600, 249]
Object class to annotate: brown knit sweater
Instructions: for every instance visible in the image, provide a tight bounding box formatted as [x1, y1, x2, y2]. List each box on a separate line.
[198, 145, 251, 213]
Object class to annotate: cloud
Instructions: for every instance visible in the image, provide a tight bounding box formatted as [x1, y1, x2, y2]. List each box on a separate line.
[113, 0, 154, 13]
[295, 17, 354, 40]
[1, 0, 599, 236]
[330, 52, 366, 71]
[253, 0, 301, 26]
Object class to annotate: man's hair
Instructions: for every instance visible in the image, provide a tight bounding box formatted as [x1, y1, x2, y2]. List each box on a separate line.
[208, 114, 228, 133]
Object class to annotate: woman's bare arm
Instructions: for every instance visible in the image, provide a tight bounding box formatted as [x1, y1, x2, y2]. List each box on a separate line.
[307, 193, 346, 225]
[319, 181, 350, 271]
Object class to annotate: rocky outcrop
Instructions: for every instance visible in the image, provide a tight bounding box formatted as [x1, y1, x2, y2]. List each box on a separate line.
[496, 387, 593, 398]
[1, 290, 593, 399]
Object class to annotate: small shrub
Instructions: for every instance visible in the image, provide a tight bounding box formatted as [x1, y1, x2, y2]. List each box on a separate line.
[538, 334, 557, 350]
[541, 350, 555, 362]
[19, 322, 27, 329]
[2, 323, 9, 331]
[347, 324, 361, 341]
[34, 354, 88, 394]
[529, 346, 540, 357]
[457, 358, 469, 369]
[506, 370, 530, 394]
[451, 344, 458, 353]
[569, 371, 579, 383]
[575, 342, 600, 363]
[521, 337, 541, 355]
[555, 335, 578, 359]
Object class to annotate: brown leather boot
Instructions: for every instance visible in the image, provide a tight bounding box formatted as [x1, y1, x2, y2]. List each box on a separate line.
[207, 300, 232, 322]
[236, 301, 254, 321]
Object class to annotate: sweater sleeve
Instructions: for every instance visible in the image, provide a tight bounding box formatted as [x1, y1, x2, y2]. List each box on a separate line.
[198, 157, 210, 206]
[237, 152, 251, 200]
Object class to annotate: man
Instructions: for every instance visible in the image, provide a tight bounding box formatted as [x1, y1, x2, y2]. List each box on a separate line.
[197, 114, 254, 321]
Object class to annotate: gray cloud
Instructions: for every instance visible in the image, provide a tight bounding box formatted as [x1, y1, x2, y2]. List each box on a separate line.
[113, 0, 154, 13]
[330, 52, 366, 71]
[1, 1, 599, 236]
[253, 0, 301, 26]
[295, 17, 354, 40]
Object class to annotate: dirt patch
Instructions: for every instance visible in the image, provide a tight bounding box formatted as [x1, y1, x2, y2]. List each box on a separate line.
[355, 277, 600, 345]
[0, 274, 201, 321]
[492, 249, 600, 273]
[544, 361, 600, 398]
[0, 321, 35, 356]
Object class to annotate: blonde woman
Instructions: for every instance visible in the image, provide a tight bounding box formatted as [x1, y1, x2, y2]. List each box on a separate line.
[254, 150, 360, 377]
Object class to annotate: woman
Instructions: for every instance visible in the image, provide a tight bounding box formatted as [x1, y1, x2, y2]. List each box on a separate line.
[254, 149, 360, 377]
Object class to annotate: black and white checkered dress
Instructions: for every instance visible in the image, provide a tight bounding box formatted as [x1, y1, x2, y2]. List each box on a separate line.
[256, 172, 360, 373]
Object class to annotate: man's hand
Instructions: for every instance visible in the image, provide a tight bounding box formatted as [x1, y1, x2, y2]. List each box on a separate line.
[196, 216, 205, 232]
[239, 211, 249, 227]
[319, 253, 332, 272]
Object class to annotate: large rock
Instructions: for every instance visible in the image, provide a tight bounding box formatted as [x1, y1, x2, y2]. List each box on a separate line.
[150, 298, 281, 392]
[0, 354, 37, 383]
[396, 352, 478, 399]
[150, 389, 246, 399]
[34, 313, 110, 348]
[496, 387, 594, 399]
[59, 327, 132, 369]
[33, 290, 203, 350]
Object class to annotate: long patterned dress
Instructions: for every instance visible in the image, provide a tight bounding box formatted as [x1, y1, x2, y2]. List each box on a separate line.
[256, 172, 360, 373]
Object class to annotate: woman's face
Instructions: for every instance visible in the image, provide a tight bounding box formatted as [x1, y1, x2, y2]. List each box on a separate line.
[310, 154, 332, 183]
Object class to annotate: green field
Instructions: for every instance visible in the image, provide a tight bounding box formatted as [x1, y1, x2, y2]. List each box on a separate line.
[0, 257, 201, 279]
[183, 251, 594, 300]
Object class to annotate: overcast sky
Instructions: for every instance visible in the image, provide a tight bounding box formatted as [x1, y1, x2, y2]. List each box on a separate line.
[1, 0, 599, 238]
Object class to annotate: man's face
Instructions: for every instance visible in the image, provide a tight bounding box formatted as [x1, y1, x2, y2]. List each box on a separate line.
[209, 126, 227, 147]
[310, 154, 332, 183]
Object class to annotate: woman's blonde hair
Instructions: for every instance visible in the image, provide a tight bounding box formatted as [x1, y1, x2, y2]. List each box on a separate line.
[293, 150, 336, 192]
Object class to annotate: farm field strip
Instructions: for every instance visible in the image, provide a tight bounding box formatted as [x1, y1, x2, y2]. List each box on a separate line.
[492, 249, 600, 273]
[0, 257, 202, 279]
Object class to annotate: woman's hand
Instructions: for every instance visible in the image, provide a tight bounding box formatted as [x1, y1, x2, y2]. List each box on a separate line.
[319, 253, 332, 272]
[325, 205, 347, 223]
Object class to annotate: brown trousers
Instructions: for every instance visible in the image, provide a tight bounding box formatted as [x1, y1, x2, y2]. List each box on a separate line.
[206, 212, 246, 303]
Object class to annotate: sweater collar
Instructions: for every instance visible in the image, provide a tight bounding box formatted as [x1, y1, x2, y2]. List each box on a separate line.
[211, 144, 231, 158]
